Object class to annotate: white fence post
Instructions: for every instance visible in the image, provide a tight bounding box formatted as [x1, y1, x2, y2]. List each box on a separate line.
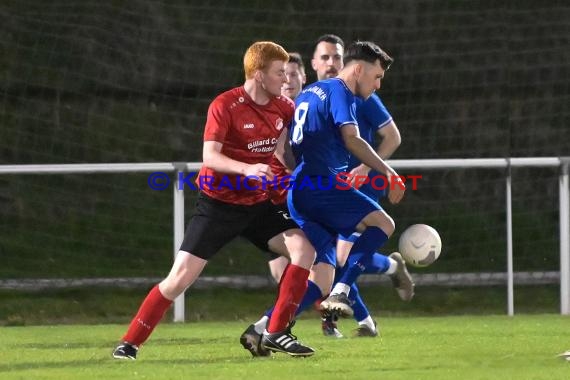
[560, 159, 570, 315]
[173, 164, 186, 322]
[506, 166, 514, 316]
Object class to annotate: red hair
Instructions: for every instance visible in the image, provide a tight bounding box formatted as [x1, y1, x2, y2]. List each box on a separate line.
[243, 41, 289, 79]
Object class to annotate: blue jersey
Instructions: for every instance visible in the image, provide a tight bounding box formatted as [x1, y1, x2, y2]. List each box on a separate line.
[348, 93, 392, 170]
[287, 78, 382, 265]
[350, 93, 393, 199]
[290, 78, 358, 178]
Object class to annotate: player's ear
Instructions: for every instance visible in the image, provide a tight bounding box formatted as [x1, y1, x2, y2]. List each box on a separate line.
[353, 62, 363, 78]
[254, 70, 264, 83]
[311, 58, 318, 72]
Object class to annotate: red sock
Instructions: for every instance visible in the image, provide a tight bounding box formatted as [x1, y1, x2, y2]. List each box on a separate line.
[267, 264, 309, 333]
[122, 284, 173, 346]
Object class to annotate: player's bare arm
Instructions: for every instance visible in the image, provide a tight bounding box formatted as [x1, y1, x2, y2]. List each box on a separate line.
[376, 121, 401, 159]
[340, 123, 405, 204]
[273, 128, 295, 172]
[203, 141, 274, 180]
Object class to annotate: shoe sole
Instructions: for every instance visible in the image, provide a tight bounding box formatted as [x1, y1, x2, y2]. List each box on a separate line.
[319, 300, 354, 317]
[262, 345, 315, 357]
[112, 353, 136, 360]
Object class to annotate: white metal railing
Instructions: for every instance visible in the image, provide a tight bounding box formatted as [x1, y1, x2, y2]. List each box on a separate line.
[0, 157, 568, 320]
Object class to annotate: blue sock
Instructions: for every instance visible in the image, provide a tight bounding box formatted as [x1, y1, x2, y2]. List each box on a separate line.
[264, 280, 323, 318]
[263, 306, 274, 318]
[295, 280, 323, 316]
[360, 252, 391, 274]
[337, 227, 388, 287]
[348, 283, 370, 322]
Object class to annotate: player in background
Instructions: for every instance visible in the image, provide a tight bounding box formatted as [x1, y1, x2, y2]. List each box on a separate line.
[280, 52, 307, 104]
[289, 41, 408, 335]
[312, 34, 413, 338]
[112, 41, 316, 360]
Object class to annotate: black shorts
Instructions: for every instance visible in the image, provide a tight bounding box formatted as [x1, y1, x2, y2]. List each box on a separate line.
[179, 192, 299, 260]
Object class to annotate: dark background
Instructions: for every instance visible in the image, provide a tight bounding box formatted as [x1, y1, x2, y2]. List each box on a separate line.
[0, 0, 568, 279]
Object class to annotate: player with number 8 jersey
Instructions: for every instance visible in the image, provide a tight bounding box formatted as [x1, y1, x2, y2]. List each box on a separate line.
[287, 41, 406, 318]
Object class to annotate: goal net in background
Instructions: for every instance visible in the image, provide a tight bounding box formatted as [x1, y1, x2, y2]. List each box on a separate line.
[0, 2, 568, 294]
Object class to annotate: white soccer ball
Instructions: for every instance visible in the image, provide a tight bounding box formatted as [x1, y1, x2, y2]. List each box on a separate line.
[398, 224, 442, 267]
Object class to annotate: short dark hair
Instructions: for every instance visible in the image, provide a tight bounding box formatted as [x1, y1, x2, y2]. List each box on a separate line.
[313, 34, 345, 53]
[344, 41, 393, 70]
[287, 52, 305, 72]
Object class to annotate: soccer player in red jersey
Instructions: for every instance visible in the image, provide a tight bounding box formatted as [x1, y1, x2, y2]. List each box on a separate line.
[112, 41, 315, 360]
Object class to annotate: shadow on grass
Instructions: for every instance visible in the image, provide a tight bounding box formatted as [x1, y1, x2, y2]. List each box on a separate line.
[0, 355, 250, 373]
[7, 336, 232, 350]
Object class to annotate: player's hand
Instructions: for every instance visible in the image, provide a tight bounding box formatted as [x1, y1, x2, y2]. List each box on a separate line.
[244, 163, 274, 181]
[349, 164, 371, 189]
[387, 172, 405, 204]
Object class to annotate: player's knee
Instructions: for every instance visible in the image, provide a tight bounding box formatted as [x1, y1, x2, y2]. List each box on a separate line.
[382, 218, 395, 237]
[289, 250, 316, 269]
[276, 229, 316, 268]
[268, 256, 288, 283]
[159, 276, 186, 299]
[364, 211, 395, 237]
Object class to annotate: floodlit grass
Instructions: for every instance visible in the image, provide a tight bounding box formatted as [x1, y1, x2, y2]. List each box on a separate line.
[1, 315, 569, 379]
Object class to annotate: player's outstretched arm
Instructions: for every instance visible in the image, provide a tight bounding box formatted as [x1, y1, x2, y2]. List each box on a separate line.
[203, 141, 274, 179]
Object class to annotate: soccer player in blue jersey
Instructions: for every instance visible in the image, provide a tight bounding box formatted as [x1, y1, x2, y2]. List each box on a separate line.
[312, 35, 413, 338]
[288, 40, 408, 328]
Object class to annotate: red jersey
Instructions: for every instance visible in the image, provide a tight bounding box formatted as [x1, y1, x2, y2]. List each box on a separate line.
[198, 86, 294, 205]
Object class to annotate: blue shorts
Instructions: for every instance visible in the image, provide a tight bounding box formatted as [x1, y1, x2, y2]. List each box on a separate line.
[337, 171, 386, 243]
[358, 169, 387, 200]
[338, 231, 360, 243]
[287, 176, 381, 266]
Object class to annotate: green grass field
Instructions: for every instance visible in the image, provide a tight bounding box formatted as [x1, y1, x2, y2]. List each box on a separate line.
[1, 315, 569, 380]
